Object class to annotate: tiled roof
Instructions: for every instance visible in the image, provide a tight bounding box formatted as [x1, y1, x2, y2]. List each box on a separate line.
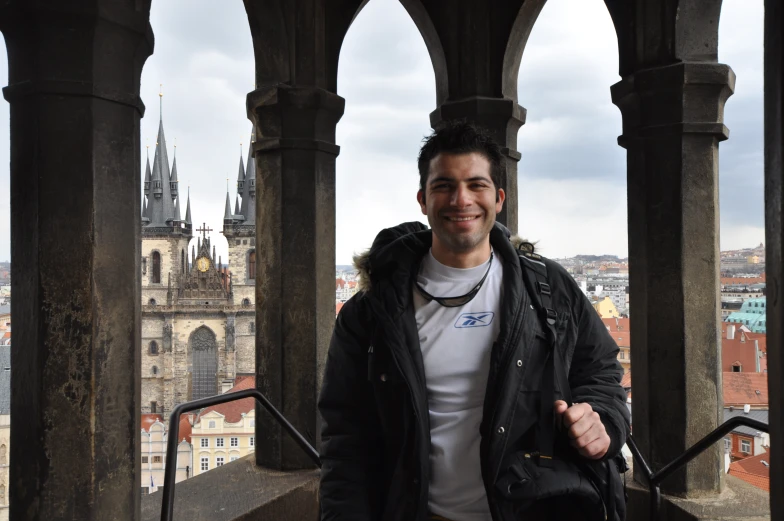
[178, 414, 193, 443]
[198, 376, 255, 424]
[729, 453, 770, 491]
[620, 371, 632, 389]
[721, 276, 765, 286]
[336, 302, 344, 315]
[610, 332, 630, 347]
[141, 414, 164, 432]
[723, 372, 768, 406]
[723, 407, 768, 437]
[602, 317, 630, 332]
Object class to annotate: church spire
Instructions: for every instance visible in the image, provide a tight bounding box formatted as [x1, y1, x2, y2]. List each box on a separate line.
[145, 91, 176, 227]
[239, 129, 256, 225]
[224, 189, 233, 222]
[143, 154, 151, 196]
[170, 151, 179, 199]
[234, 195, 240, 215]
[184, 187, 192, 224]
[174, 193, 182, 222]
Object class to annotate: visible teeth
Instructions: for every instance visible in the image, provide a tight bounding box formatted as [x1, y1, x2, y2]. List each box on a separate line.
[449, 216, 476, 221]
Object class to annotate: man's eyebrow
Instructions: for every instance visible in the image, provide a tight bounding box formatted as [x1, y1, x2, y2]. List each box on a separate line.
[427, 175, 492, 185]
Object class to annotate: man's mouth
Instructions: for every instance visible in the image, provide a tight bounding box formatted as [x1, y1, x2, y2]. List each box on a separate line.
[445, 215, 480, 222]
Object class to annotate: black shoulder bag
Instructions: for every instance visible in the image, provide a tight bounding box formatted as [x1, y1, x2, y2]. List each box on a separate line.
[494, 249, 627, 521]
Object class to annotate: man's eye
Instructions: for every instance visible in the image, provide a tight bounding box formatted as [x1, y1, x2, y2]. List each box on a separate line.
[432, 184, 449, 190]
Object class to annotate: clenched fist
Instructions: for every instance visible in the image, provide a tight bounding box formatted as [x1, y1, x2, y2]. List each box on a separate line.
[554, 401, 610, 460]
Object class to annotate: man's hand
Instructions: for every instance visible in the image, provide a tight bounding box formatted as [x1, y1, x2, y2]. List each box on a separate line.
[554, 401, 610, 460]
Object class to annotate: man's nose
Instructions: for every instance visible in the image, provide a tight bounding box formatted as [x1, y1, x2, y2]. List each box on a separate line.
[450, 185, 471, 207]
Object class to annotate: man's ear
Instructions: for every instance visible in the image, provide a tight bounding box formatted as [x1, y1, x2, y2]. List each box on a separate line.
[496, 188, 505, 212]
[417, 189, 427, 215]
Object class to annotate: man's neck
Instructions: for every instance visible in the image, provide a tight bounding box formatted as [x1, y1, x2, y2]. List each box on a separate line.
[430, 239, 492, 269]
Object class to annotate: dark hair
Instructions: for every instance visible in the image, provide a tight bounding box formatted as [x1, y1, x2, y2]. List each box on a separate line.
[417, 122, 503, 192]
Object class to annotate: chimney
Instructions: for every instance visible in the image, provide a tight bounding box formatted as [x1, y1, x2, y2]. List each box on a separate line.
[755, 340, 761, 373]
[727, 324, 735, 340]
[744, 404, 751, 414]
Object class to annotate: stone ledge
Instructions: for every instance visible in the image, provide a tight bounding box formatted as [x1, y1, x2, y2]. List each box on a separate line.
[627, 471, 770, 521]
[141, 455, 319, 521]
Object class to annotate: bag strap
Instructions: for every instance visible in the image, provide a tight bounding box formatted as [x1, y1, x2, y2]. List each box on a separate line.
[519, 250, 573, 464]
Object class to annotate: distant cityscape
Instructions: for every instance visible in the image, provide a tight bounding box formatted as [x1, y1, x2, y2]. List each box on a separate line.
[0, 239, 770, 503]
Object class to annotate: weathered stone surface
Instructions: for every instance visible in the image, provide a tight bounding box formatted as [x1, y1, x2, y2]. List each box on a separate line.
[141, 456, 319, 521]
[0, 1, 153, 519]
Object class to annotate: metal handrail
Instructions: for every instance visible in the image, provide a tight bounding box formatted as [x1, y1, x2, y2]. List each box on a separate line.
[159, 389, 321, 521]
[626, 416, 769, 520]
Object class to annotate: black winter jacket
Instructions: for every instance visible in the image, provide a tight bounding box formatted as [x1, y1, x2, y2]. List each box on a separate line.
[318, 222, 630, 521]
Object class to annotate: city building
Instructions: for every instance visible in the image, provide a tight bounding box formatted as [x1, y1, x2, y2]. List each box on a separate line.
[724, 298, 768, 333]
[722, 324, 766, 373]
[723, 372, 768, 410]
[603, 317, 631, 374]
[140, 414, 193, 495]
[728, 453, 771, 492]
[0, 346, 8, 520]
[723, 407, 769, 462]
[191, 376, 256, 478]
[592, 296, 621, 319]
[141, 108, 256, 417]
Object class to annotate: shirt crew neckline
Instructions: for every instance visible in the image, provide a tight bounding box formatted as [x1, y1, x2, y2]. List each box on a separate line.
[421, 248, 494, 282]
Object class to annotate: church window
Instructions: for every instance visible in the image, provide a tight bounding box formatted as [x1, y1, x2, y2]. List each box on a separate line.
[249, 322, 255, 333]
[181, 249, 185, 273]
[151, 366, 159, 376]
[0, 444, 6, 465]
[148, 298, 156, 306]
[248, 250, 256, 280]
[150, 401, 157, 413]
[149, 341, 159, 355]
[190, 327, 219, 400]
[0, 485, 6, 504]
[151, 251, 161, 284]
[236, 240, 241, 246]
[242, 298, 251, 307]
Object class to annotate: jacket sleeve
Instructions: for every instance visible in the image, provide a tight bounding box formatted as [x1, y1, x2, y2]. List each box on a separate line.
[318, 294, 383, 520]
[566, 281, 631, 460]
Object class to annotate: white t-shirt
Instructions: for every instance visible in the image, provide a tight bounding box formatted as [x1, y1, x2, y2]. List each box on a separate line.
[413, 249, 503, 521]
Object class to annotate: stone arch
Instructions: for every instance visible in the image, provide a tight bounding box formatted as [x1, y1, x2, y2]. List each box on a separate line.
[398, 0, 449, 105]
[501, 0, 548, 101]
[189, 326, 218, 400]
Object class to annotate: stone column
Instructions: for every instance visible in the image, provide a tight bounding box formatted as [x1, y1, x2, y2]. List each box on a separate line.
[612, 62, 734, 496]
[248, 85, 344, 470]
[0, 1, 152, 519]
[764, 0, 784, 517]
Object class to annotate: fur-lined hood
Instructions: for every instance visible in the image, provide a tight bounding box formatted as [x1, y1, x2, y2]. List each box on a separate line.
[352, 222, 534, 292]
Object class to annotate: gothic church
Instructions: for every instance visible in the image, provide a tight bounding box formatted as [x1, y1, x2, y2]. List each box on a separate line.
[140, 108, 257, 416]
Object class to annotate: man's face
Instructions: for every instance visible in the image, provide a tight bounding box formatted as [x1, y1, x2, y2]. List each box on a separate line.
[417, 152, 505, 258]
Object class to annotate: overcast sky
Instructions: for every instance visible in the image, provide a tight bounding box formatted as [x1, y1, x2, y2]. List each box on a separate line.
[0, 0, 764, 265]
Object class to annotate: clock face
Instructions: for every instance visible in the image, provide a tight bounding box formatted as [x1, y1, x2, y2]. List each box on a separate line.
[196, 257, 210, 272]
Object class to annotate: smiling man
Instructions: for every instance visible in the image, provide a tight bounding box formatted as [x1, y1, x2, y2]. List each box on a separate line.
[319, 123, 630, 521]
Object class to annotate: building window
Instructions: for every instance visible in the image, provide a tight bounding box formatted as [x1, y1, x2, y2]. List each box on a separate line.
[200, 438, 208, 448]
[216, 457, 225, 467]
[201, 457, 209, 472]
[151, 366, 158, 376]
[250, 322, 255, 333]
[724, 438, 731, 451]
[216, 438, 224, 448]
[230, 437, 238, 447]
[732, 364, 742, 372]
[248, 250, 256, 280]
[250, 419, 255, 427]
[142, 456, 148, 464]
[150, 401, 157, 413]
[230, 456, 238, 462]
[249, 436, 254, 447]
[149, 341, 159, 355]
[208, 420, 216, 429]
[153, 455, 162, 464]
[242, 298, 251, 307]
[741, 439, 751, 453]
[152, 251, 161, 284]
[148, 298, 157, 306]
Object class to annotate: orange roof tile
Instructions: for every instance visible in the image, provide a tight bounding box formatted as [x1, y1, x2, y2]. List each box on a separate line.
[336, 302, 344, 315]
[620, 371, 632, 389]
[178, 415, 193, 444]
[198, 376, 255, 424]
[723, 372, 768, 406]
[141, 414, 164, 432]
[729, 453, 770, 491]
[610, 332, 631, 348]
[602, 317, 630, 332]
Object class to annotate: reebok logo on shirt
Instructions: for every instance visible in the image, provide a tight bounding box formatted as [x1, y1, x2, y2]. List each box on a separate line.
[454, 312, 495, 328]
